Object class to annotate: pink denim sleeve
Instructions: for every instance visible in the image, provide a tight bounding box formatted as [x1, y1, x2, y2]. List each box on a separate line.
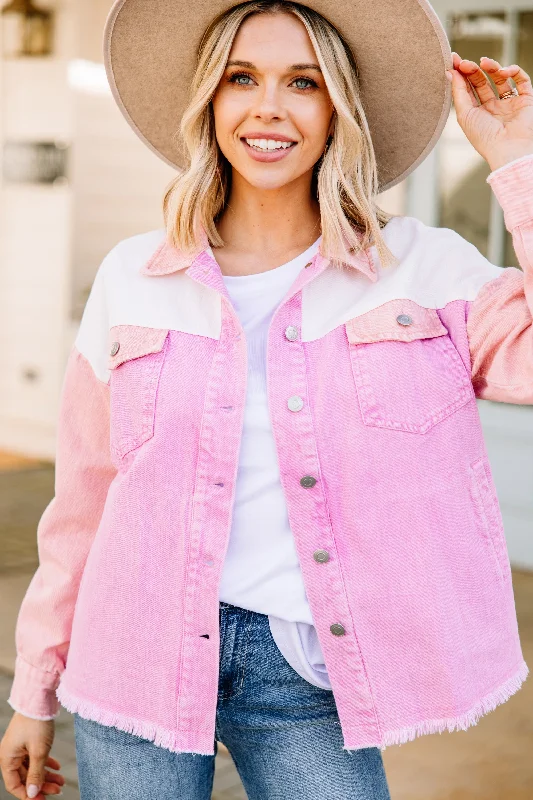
[7, 346, 116, 719]
[467, 154, 533, 403]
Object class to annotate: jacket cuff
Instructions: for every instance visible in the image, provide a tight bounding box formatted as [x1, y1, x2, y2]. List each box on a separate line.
[7, 655, 61, 720]
[486, 153, 533, 232]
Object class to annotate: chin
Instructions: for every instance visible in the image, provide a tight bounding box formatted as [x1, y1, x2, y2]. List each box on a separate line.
[237, 167, 300, 191]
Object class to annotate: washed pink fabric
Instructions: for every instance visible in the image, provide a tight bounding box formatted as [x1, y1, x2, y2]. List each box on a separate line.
[7, 155, 533, 754]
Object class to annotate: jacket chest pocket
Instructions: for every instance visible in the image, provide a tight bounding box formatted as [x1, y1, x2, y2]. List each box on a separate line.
[345, 300, 474, 434]
[107, 325, 170, 460]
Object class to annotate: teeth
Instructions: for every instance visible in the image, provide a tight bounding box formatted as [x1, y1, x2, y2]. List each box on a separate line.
[245, 138, 294, 151]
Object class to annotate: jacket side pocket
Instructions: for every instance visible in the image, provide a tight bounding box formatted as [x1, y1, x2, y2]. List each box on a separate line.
[468, 456, 512, 587]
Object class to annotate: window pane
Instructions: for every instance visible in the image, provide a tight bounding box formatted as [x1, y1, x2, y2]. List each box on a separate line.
[438, 13, 506, 258]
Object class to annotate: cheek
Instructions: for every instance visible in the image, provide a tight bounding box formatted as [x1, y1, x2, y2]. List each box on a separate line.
[296, 101, 333, 151]
[212, 92, 245, 140]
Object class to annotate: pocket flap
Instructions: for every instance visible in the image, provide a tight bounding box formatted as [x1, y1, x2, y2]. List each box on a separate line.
[108, 325, 169, 369]
[345, 300, 448, 344]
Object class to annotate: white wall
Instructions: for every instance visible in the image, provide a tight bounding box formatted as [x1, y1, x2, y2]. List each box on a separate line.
[69, 82, 176, 320]
[0, 8, 74, 455]
[0, 0, 175, 458]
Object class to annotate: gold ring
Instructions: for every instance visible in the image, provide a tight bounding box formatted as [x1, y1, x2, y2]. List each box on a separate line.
[500, 89, 518, 100]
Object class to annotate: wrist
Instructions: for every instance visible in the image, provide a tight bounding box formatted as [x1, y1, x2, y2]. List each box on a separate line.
[487, 147, 533, 173]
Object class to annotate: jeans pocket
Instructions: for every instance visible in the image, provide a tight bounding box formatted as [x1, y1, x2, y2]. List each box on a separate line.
[108, 325, 169, 461]
[346, 299, 474, 434]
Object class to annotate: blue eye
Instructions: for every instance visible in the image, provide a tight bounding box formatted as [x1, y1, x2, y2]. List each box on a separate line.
[293, 77, 316, 89]
[231, 73, 253, 86]
[227, 72, 317, 90]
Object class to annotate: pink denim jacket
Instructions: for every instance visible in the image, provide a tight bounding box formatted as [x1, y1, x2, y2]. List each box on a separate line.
[7, 154, 533, 755]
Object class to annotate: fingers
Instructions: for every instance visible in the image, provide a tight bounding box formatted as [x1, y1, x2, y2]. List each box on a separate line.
[450, 52, 533, 104]
[25, 746, 51, 799]
[19, 763, 65, 794]
[450, 52, 479, 104]
[479, 56, 515, 93]
[451, 52, 504, 104]
[2, 762, 28, 800]
[448, 52, 480, 115]
[483, 59, 533, 96]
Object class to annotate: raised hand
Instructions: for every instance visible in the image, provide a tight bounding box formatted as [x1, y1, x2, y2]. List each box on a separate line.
[446, 52, 533, 171]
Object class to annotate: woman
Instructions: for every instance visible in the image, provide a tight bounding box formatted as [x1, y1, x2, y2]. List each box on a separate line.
[1, 0, 532, 797]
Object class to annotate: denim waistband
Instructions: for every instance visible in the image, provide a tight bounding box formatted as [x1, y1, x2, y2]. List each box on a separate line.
[218, 601, 267, 618]
[219, 600, 254, 611]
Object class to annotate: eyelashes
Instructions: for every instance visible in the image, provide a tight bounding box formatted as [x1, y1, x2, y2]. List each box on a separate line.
[226, 71, 318, 90]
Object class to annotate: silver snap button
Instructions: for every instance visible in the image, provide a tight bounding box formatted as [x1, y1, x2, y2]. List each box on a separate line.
[330, 623, 345, 636]
[396, 314, 413, 326]
[110, 341, 120, 356]
[288, 395, 304, 412]
[300, 475, 317, 488]
[313, 549, 330, 563]
[285, 325, 299, 341]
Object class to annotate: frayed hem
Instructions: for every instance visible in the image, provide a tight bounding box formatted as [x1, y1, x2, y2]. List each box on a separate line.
[343, 660, 529, 752]
[55, 681, 215, 756]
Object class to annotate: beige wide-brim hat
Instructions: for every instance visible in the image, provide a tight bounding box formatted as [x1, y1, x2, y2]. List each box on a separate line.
[103, 0, 452, 193]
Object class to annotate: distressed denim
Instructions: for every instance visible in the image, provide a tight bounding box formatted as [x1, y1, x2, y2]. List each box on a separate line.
[73, 602, 391, 800]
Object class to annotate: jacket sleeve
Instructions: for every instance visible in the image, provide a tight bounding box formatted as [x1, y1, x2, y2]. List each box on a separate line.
[466, 153, 533, 403]
[7, 254, 117, 720]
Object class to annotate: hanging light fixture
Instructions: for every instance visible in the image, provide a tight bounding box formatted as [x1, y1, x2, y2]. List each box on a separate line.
[1, 0, 54, 58]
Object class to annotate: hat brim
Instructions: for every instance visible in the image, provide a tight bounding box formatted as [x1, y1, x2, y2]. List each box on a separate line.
[103, 0, 452, 194]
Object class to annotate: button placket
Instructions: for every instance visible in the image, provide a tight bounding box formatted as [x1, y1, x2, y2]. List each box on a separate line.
[177, 302, 247, 741]
[267, 292, 381, 744]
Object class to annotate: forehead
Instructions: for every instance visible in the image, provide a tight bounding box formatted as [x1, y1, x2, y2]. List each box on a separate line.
[229, 11, 317, 63]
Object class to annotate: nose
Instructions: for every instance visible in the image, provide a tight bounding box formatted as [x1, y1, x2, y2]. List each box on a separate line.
[249, 78, 287, 122]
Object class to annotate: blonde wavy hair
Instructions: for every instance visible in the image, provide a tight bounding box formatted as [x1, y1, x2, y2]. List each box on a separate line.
[163, 0, 400, 270]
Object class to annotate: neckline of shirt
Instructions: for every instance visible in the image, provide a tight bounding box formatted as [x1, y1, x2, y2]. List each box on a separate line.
[214, 236, 322, 283]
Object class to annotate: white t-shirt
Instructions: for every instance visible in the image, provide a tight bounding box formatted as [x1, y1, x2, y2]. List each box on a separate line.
[215, 237, 331, 690]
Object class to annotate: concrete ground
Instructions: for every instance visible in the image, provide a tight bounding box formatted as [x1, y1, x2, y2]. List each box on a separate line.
[0, 452, 532, 799]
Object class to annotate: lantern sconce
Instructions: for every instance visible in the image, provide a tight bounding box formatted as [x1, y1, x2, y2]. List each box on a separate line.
[1, 0, 54, 58]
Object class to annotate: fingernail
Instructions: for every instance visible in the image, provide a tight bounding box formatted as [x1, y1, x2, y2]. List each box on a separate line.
[27, 786, 39, 798]
[445, 70, 453, 82]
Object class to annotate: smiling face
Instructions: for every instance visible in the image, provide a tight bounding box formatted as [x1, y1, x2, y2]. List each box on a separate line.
[211, 11, 335, 192]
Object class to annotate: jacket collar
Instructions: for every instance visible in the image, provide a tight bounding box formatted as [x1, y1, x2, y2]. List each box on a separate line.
[140, 224, 378, 283]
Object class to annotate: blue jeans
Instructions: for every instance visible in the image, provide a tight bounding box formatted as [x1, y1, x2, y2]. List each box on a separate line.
[74, 601, 391, 799]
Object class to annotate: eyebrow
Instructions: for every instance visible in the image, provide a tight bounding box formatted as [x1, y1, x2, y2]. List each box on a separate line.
[226, 59, 322, 73]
